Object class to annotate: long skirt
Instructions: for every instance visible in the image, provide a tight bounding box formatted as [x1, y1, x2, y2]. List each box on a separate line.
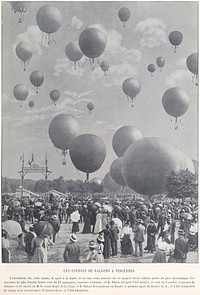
[103, 238, 111, 259]
[72, 222, 79, 233]
[82, 217, 91, 234]
[31, 247, 47, 263]
[152, 250, 166, 263]
[121, 235, 133, 255]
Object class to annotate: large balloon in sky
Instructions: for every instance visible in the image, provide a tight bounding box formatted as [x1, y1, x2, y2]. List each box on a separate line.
[110, 158, 126, 186]
[121, 137, 181, 196]
[156, 57, 165, 71]
[48, 114, 80, 156]
[102, 172, 121, 193]
[118, 7, 131, 27]
[100, 60, 109, 76]
[162, 87, 190, 129]
[112, 126, 143, 157]
[147, 64, 156, 77]
[10, 1, 26, 23]
[87, 102, 94, 114]
[78, 28, 107, 68]
[69, 134, 106, 182]
[15, 42, 33, 71]
[65, 41, 83, 70]
[50, 90, 60, 105]
[30, 70, 44, 94]
[36, 5, 62, 45]
[13, 84, 29, 107]
[169, 31, 183, 52]
[122, 78, 141, 107]
[186, 53, 198, 85]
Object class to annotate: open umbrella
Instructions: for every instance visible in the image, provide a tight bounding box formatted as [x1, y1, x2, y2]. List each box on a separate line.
[95, 202, 101, 208]
[33, 221, 54, 237]
[35, 201, 42, 207]
[2, 220, 23, 237]
[103, 204, 112, 212]
[112, 218, 123, 229]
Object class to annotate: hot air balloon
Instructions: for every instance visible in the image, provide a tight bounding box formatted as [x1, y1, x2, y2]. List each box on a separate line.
[162, 87, 190, 129]
[10, 1, 26, 23]
[122, 78, 141, 107]
[147, 64, 156, 77]
[169, 31, 183, 52]
[186, 53, 198, 85]
[15, 42, 33, 71]
[176, 149, 195, 173]
[100, 60, 109, 76]
[48, 114, 80, 164]
[102, 172, 122, 193]
[13, 84, 29, 107]
[30, 70, 44, 94]
[69, 134, 106, 182]
[78, 27, 107, 70]
[89, 177, 102, 186]
[156, 57, 165, 71]
[121, 137, 181, 196]
[65, 41, 83, 70]
[118, 7, 131, 27]
[28, 100, 34, 110]
[36, 5, 62, 45]
[112, 126, 143, 157]
[110, 158, 126, 186]
[87, 102, 94, 114]
[50, 90, 60, 105]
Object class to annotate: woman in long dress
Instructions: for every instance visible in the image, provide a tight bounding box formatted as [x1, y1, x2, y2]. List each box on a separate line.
[94, 209, 103, 234]
[102, 210, 109, 230]
[30, 235, 48, 263]
[71, 209, 80, 233]
[99, 224, 111, 259]
[152, 234, 170, 263]
[121, 221, 133, 255]
[82, 209, 91, 234]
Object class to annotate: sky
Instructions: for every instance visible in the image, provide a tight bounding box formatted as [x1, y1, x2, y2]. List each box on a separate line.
[1, 1, 198, 182]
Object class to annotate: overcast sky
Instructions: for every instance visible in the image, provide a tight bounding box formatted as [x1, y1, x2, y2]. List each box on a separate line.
[1, 1, 198, 182]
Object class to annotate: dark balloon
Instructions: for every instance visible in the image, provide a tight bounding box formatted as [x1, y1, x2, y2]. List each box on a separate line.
[69, 134, 106, 175]
[100, 60, 109, 75]
[36, 5, 62, 34]
[169, 31, 183, 52]
[78, 28, 107, 59]
[156, 57, 165, 70]
[13, 84, 29, 107]
[28, 100, 35, 109]
[50, 90, 60, 105]
[147, 64, 156, 76]
[110, 158, 126, 186]
[15, 42, 33, 71]
[122, 78, 141, 106]
[112, 126, 143, 157]
[186, 53, 198, 76]
[118, 7, 131, 27]
[102, 172, 122, 193]
[65, 41, 83, 69]
[121, 137, 181, 196]
[48, 114, 80, 152]
[30, 71, 44, 93]
[87, 102, 94, 114]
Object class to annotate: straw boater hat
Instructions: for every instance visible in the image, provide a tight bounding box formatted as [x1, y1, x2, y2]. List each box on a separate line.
[70, 233, 78, 243]
[97, 233, 105, 243]
[89, 240, 97, 248]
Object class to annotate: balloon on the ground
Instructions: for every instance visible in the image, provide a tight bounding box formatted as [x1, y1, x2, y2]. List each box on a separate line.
[10, 1, 26, 23]
[110, 158, 126, 186]
[156, 57, 165, 71]
[87, 102, 94, 114]
[78, 28, 107, 68]
[69, 134, 106, 181]
[90, 177, 102, 185]
[13, 84, 29, 107]
[122, 78, 141, 107]
[36, 5, 62, 45]
[112, 126, 143, 157]
[65, 41, 83, 70]
[100, 60, 109, 75]
[102, 172, 122, 193]
[169, 31, 183, 52]
[15, 42, 33, 71]
[162, 87, 190, 128]
[121, 137, 181, 196]
[28, 100, 35, 109]
[147, 64, 156, 76]
[118, 7, 131, 27]
[50, 90, 60, 105]
[30, 70, 44, 93]
[48, 114, 80, 154]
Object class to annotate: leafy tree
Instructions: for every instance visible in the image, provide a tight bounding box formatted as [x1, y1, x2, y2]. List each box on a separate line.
[166, 169, 198, 202]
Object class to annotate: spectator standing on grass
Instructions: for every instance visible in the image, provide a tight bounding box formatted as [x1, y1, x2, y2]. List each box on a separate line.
[174, 229, 188, 263]
[24, 225, 36, 262]
[2, 229, 11, 263]
[110, 220, 119, 256]
[63, 234, 80, 263]
[86, 240, 98, 263]
[71, 207, 80, 233]
[133, 219, 145, 257]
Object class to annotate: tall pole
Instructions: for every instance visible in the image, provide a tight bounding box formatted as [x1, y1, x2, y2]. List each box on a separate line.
[21, 153, 25, 198]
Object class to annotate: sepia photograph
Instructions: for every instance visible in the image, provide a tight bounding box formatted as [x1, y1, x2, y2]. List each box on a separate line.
[1, 0, 198, 269]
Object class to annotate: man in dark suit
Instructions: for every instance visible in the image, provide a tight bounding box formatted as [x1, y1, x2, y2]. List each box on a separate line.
[24, 225, 36, 262]
[110, 220, 119, 256]
[174, 229, 188, 263]
[168, 216, 176, 244]
[133, 219, 145, 257]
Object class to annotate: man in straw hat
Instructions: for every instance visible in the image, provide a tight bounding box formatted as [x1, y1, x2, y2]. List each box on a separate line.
[174, 229, 188, 263]
[86, 240, 98, 263]
[63, 233, 80, 263]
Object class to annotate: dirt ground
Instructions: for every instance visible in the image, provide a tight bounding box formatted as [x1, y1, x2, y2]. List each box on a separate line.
[8, 221, 198, 264]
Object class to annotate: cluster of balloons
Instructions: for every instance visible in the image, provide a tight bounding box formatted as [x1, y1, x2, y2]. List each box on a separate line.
[147, 57, 165, 76]
[48, 114, 106, 181]
[104, 125, 195, 196]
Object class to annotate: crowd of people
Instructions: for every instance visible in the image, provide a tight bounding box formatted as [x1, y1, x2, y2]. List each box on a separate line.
[1, 194, 198, 263]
